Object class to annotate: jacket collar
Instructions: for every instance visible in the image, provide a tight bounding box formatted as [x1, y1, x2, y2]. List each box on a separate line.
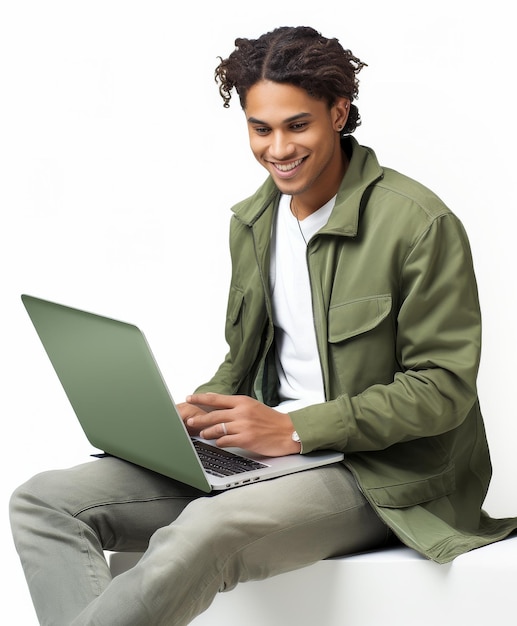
[231, 136, 384, 236]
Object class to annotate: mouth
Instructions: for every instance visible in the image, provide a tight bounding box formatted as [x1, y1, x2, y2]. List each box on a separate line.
[269, 157, 306, 178]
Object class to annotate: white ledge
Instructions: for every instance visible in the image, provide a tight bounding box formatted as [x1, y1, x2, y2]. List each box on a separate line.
[110, 535, 517, 626]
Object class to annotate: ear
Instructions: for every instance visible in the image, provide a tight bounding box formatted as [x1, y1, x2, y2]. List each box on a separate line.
[332, 98, 351, 132]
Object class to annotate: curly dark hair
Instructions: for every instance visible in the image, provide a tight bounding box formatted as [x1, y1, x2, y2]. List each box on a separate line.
[215, 26, 367, 134]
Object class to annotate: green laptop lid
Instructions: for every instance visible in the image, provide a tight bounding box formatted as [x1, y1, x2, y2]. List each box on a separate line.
[21, 294, 211, 492]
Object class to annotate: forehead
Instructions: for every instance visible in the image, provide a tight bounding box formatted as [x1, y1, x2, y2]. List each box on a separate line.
[245, 80, 328, 123]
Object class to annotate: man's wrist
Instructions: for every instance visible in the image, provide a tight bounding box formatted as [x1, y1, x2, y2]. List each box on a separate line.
[291, 430, 302, 453]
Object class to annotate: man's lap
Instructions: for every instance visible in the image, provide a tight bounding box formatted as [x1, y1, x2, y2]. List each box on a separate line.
[14, 455, 386, 555]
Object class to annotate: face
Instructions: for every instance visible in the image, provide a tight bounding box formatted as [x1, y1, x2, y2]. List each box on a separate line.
[244, 80, 349, 213]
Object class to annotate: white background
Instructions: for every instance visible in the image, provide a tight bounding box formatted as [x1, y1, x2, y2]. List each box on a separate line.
[1, 1, 516, 622]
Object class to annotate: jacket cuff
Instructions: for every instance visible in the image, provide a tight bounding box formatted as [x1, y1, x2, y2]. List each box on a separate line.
[289, 399, 349, 453]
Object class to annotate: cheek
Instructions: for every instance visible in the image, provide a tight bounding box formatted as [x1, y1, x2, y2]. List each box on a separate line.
[248, 137, 266, 162]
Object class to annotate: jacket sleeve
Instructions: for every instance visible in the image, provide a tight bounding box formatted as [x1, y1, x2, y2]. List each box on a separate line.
[290, 213, 483, 454]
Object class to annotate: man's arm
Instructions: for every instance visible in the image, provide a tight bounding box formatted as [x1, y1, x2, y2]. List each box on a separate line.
[182, 213, 480, 458]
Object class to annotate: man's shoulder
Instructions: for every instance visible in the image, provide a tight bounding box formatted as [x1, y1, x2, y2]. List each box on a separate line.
[341, 137, 452, 223]
[372, 166, 452, 222]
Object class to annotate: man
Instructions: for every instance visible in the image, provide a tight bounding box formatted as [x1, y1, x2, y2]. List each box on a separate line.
[10, 25, 517, 626]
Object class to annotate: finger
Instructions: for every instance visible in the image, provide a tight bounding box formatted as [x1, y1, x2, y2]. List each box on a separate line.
[200, 420, 231, 441]
[186, 393, 238, 410]
[187, 407, 228, 432]
[176, 402, 207, 421]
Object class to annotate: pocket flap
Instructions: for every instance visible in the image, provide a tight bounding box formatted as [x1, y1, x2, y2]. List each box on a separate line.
[328, 294, 392, 343]
[366, 463, 456, 508]
[228, 288, 244, 325]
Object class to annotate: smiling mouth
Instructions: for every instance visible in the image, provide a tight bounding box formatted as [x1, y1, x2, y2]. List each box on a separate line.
[272, 157, 305, 172]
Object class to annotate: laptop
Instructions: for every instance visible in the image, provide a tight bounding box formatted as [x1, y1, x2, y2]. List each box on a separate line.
[21, 295, 344, 492]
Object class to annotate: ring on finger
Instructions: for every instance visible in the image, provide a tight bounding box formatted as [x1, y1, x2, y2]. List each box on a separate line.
[221, 422, 227, 436]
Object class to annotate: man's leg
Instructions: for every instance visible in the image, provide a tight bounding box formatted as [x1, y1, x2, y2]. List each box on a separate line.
[71, 464, 390, 626]
[9, 457, 204, 626]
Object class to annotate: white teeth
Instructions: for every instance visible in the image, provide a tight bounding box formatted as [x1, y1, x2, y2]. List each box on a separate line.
[274, 158, 304, 172]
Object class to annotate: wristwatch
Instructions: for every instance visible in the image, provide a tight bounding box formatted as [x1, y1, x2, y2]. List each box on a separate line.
[291, 431, 301, 443]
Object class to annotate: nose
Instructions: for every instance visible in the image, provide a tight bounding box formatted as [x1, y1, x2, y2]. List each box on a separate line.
[268, 131, 296, 161]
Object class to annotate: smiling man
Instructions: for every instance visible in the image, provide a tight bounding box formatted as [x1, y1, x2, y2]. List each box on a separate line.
[10, 25, 517, 626]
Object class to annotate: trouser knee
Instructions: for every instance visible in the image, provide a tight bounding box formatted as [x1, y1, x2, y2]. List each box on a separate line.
[11, 469, 76, 518]
[11, 473, 57, 531]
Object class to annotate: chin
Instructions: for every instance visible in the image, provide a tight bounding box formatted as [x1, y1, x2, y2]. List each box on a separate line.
[272, 177, 304, 196]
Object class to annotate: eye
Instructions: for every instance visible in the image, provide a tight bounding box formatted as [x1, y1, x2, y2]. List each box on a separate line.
[290, 122, 308, 132]
[253, 126, 271, 136]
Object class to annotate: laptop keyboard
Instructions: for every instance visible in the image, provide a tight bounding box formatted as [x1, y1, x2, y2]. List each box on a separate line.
[192, 439, 268, 477]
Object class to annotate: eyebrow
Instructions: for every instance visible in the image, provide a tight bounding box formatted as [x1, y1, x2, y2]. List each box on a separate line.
[246, 112, 313, 125]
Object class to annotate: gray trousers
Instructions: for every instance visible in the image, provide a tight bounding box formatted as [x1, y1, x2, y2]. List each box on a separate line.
[10, 457, 391, 625]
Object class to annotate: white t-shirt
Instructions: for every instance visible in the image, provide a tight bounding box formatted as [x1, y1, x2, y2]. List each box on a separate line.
[270, 194, 336, 411]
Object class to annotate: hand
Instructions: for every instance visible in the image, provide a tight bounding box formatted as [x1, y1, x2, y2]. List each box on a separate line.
[183, 393, 301, 457]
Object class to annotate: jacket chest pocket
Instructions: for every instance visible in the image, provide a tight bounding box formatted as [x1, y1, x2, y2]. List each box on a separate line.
[328, 294, 392, 343]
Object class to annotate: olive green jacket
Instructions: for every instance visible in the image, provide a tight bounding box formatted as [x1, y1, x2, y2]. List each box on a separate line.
[196, 137, 517, 563]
